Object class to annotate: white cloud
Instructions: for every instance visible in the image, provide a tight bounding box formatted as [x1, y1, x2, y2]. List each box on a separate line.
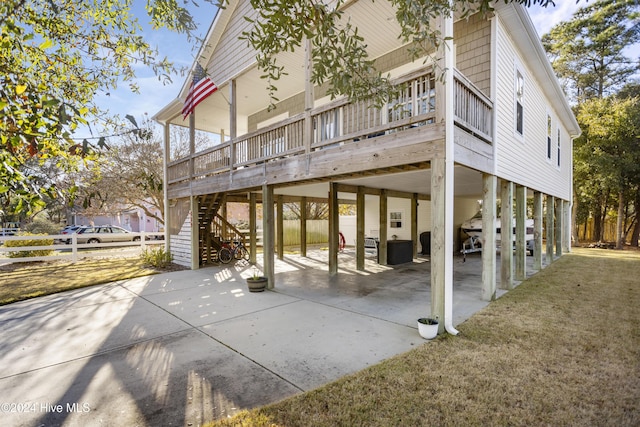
[528, 2, 581, 36]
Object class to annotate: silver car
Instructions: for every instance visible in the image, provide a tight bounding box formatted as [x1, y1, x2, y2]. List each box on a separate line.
[74, 225, 140, 244]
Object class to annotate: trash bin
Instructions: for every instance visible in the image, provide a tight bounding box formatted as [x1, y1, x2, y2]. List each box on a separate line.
[420, 231, 431, 255]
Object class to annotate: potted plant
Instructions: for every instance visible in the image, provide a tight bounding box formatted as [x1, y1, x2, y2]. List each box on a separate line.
[246, 268, 268, 292]
[417, 316, 439, 339]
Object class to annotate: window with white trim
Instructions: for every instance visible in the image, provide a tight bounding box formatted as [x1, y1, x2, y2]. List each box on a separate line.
[515, 70, 524, 136]
[557, 128, 561, 168]
[547, 114, 552, 160]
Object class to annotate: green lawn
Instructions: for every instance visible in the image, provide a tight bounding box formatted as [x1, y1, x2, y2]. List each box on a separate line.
[210, 247, 640, 427]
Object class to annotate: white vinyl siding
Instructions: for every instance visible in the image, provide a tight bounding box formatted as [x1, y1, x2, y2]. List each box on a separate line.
[493, 16, 572, 200]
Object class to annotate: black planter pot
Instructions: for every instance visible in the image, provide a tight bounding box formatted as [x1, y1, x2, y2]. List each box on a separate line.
[246, 276, 268, 292]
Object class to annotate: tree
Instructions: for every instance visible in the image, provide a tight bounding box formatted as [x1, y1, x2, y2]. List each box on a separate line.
[74, 117, 166, 226]
[574, 95, 640, 247]
[542, 0, 640, 102]
[0, 0, 207, 213]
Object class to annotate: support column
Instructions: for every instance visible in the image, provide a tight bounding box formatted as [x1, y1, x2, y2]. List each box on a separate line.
[277, 195, 284, 260]
[563, 200, 571, 253]
[431, 158, 446, 332]
[533, 191, 543, 270]
[190, 195, 199, 270]
[411, 193, 419, 258]
[328, 182, 339, 275]
[162, 123, 171, 249]
[300, 197, 307, 257]
[262, 184, 275, 289]
[356, 186, 365, 271]
[249, 192, 257, 264]
[546, 195, 555, 264]
[515, 184, 527, 281]
[555, 198, 563, 257]
[378, 189, 388, 265]
[229, 79, 237, 174]
[481, 174, 497, 301]
[500, 180, 513, 290]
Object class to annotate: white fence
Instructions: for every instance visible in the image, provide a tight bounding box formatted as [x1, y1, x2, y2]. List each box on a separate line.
[0, 232, 165, 265]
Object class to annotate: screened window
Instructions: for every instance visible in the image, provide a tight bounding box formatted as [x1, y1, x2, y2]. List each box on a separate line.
[557, 129, 561, 167]
[547, 114, 552, 160]
[516, 70, 524, 135]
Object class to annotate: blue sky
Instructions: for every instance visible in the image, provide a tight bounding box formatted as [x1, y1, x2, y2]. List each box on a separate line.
[87, 2, 581, 138]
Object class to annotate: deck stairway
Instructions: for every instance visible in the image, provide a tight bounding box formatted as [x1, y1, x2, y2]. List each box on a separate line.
[198, 193, 248, 264]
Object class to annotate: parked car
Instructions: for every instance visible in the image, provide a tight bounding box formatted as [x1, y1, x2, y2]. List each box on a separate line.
[57, 225, 83, 244]
[74, 225, 141, 244]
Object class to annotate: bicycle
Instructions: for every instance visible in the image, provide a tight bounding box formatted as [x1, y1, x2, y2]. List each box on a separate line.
[219, 240, 250, 264]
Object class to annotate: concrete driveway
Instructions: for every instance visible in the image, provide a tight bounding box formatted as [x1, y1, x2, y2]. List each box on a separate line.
[0, 250, 514, 426]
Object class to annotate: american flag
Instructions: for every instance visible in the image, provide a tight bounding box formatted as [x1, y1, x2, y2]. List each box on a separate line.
[182, 63, 217, 119]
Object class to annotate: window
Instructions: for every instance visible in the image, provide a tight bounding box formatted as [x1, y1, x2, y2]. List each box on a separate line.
[390, 211, 403, 228]
[547, 114, 552, 160]
[387, 75, 436, 125]
[515, 70, 524, 135]
[557, 129, 561, 168]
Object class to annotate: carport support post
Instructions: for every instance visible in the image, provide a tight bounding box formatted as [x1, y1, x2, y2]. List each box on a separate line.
[546, 195, 555, 264]
[430, 157, 445, 332]
[328, 182, 339, 276]
[262, 184, 275, 289]
[411, 193, 418, 258]
[190, 195, 199, 270]
[249, 192, 257, 264]
[563, 200, 571, 253]
[300, 197, 307, 257]
[555, 198, 563, 257]
[378, 189, 388, 265]
[515, 184, 527, 281]
[356, 186, 365, 270]
[500, 180, 513, 290]
[277, 195, 284, 260]
[481, 174, 496, 301]
[533, 191, 543, 270]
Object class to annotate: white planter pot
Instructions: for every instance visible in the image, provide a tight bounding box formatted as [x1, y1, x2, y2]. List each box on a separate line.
[417, 318, 439, 339]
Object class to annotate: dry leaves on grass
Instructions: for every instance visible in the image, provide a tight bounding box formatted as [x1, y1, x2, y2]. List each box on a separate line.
[211, 248, 640, 427]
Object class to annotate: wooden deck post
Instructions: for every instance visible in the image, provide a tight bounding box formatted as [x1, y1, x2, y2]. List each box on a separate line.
[555, 198, 563, 257]
[300, 197, 307, 257]
[546, 195, 555, 264]
[431, 157, 446, 329]
[481, 174, 496, 301]
[229, 79, 237, 174]
[411, 193, 418, 258]
[563, 200, 571, 253]
[533, 191, 543, 270]
[262, 184, 275, 289]
[378, 189, 388, 265]
[328, 182, 339, 275]
[356, 186, 365, 271]
[515, 184, 527, 281]
[277, 195, 284, 260]
[249, 192, 257, 264]
[500, 180, 513, 290]
[162, 123, 171, 249]
[190, 195, 199, 270]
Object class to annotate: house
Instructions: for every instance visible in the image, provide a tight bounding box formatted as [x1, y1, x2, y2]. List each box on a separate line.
[153, 1, 580, 335]
[73, 203, 163, 233]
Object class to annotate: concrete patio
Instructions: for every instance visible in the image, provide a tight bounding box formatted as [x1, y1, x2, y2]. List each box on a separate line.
[0, 249, 538, 426]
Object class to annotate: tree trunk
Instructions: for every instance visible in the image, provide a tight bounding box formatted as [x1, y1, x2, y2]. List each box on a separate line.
[631, 193, 640, 247]
[616, 191, 624, 249]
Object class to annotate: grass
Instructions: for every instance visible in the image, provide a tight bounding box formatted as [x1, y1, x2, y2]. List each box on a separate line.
[0, 257, 177, 305]
[210, 247, 640, 427]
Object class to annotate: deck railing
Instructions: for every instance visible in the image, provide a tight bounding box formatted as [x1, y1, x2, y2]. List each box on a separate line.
[168, 67, 493, 185]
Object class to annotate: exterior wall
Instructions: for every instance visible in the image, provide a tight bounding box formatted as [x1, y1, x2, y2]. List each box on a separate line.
[171, 210, 193, 267]
[454, 13, 492, 96]
[493, 16, 572, 200]
[208, 0, 257, 84]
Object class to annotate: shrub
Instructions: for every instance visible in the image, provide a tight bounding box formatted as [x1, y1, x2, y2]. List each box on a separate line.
[23, 217, 60, 234]
[140, 246, 173, 268]
[3, 232, 55, 258]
